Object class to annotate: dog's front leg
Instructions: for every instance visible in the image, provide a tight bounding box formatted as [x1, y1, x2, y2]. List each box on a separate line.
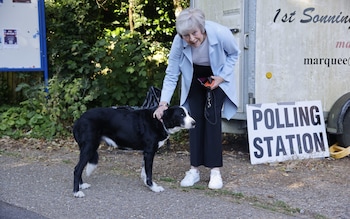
[141, 151, 164, 192]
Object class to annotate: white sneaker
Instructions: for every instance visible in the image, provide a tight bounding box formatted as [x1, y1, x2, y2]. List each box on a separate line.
[208, 169, 223, 189]
[180, 169, 200, 187]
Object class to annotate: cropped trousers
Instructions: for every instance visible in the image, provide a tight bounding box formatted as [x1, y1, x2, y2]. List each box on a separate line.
[187, 65, 226, 168]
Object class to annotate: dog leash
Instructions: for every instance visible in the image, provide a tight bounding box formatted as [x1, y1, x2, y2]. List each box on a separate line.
[204, 89, 217, 125]
[160, 120, 171, 135]
[329, 143, 350, 159]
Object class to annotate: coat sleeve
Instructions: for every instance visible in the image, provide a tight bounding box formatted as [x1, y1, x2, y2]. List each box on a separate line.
[215, 25, 240, 82]
[160, 34, 183, 104]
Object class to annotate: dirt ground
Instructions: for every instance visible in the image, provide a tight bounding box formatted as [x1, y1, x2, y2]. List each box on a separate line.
[1, 134, 349, 219]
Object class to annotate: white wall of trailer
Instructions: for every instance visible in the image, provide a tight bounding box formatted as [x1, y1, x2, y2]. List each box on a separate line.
[192, 0, 350, 115]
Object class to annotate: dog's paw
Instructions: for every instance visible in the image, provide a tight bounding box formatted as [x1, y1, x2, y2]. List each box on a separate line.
[149, 182, 165, 192]
[79, 183, 91, 190]
[73, 191, 85, 198]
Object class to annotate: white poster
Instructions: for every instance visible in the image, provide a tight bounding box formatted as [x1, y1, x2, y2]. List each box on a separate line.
[247, 101, 330, 165]
[3, 29, 18, 48]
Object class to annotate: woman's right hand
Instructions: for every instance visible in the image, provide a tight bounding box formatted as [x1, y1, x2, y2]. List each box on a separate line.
[153, 103, 168, 120]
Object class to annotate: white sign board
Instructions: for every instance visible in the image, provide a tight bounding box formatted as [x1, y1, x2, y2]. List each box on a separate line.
[0, 0, 41, 69]
[247, 101, 329, 165]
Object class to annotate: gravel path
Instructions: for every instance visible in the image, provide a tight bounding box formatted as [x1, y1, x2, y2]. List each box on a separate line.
[1, 154, 299, 219]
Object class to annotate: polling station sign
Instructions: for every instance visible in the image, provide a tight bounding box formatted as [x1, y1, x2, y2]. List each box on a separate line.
[246, 101, 330, 165]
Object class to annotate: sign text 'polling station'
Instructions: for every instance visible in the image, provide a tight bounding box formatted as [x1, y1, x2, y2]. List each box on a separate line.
[246, 101, 329, 164]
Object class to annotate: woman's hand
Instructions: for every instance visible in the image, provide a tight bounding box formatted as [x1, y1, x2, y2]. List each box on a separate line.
[153, 102, 168, 120]
[208, 76, 224, 90]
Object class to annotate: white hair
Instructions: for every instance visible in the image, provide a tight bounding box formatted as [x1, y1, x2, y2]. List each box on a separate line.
[176, 8, 206, 37]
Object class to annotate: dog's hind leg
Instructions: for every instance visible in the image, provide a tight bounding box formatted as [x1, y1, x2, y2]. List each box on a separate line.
[73, 151, 95, 198]
[74, 158, 88, 197]
[86, 151, 98, 177]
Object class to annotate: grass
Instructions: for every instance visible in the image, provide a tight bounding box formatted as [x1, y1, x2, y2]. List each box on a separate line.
[253, 199, 301, 215]
[0, 149, 21, 158]
[157, 175, 308, 217]
[62, 159, 72, 164]
[170, 183, 330, 219]
[206, 189, 329, 219]
[160, 177, 177, 183]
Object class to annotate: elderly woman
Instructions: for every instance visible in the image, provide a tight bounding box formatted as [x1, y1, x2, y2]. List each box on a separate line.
[154, 8, 240, 189]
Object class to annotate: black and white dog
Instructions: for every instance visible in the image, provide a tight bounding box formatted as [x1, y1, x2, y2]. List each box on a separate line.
[73, 106, 195, 197]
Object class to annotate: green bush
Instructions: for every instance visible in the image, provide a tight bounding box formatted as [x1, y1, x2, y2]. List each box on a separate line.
[0, 76, 97, 139]
[91, 29, 168, 107]
[0, 30, 171, 139]
[1, 0, 189, 139]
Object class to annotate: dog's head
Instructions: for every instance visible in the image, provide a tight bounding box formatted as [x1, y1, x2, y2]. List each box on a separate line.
[162, 106, 195, 134]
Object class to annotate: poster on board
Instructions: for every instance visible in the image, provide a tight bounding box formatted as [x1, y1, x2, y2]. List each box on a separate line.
[3, 29, 18, 48]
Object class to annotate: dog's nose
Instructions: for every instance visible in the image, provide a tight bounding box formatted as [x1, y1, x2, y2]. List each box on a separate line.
[191, 120, 196, 127]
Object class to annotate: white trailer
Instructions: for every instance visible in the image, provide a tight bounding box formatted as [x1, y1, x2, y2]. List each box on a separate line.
[191, 0, 350, 146]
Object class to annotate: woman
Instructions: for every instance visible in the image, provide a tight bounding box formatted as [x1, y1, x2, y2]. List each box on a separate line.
[154, 8, 240, 189]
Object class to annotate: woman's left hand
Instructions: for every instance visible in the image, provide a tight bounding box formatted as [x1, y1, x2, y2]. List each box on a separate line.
[208, 76, 224, 90]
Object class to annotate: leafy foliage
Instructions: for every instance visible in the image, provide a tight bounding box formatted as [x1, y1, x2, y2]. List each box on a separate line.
[1, 0, 190, 139]
[91, 29, 168, 106]
[0, 76, 97, 139]
[45, 0, 104, 78]
[45, 0, 185, 79]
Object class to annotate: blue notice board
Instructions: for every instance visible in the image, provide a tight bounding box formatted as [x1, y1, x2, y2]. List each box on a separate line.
[0, 0, 48, 84]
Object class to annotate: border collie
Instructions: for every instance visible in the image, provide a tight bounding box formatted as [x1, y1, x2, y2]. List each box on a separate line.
[73, 106, 195, 197]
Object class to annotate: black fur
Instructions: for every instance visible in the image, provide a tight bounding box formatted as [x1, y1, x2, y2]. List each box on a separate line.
[72, 106, 195, 197]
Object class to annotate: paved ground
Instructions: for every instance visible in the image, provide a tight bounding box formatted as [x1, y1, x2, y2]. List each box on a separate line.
[0, 154, 300, 219]
[1, 136, 349, 219]
[1, 201, 48, 219]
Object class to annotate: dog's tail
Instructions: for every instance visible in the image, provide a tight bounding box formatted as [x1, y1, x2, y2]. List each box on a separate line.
[86, 163, 97, 176]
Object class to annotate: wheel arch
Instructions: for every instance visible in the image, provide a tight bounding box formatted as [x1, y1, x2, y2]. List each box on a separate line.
[327, 92, 350, 134]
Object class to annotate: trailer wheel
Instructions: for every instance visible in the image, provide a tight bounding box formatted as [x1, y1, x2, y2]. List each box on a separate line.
[337, 109, 350, 147]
